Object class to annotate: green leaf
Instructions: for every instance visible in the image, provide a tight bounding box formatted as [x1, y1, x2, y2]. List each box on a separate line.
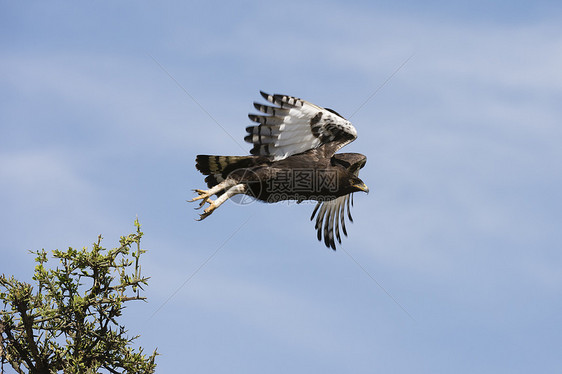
[0, 219, 157, 373]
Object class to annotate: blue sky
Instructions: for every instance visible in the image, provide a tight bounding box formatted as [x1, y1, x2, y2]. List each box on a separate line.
[2, 1, 562, 373]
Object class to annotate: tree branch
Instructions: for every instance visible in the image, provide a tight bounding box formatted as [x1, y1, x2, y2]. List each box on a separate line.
[1, 322, 33, 374]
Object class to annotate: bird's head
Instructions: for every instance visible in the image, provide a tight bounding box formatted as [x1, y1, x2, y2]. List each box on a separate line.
[350, 176, 369, 194]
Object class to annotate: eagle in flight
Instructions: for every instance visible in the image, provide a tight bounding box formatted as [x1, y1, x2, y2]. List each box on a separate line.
[190, 91, 368, 250]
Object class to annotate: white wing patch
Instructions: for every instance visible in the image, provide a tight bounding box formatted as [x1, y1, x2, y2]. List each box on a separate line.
[245, 92, 357, 160]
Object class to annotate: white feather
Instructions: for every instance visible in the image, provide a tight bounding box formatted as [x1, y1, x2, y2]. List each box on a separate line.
[246, 92, 357, 159]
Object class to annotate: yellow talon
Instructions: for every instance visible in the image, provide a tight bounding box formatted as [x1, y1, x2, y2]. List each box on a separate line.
[195, 197, 212, 209]
[196, 203, 217, 221]
[189, 189, 214, 203]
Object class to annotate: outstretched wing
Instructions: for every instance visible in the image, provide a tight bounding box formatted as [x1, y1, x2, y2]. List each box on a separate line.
[310, 194, 355, 250]
[310, 153, 367, 250]
[245, 91, 357, 160]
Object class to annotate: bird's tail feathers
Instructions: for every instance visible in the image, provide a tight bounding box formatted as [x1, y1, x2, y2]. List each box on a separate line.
[196, 155, 258, 189]
[195, 155, 256, 175]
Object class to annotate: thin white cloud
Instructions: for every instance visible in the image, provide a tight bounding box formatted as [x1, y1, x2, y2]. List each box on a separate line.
[0, 52, 213, 154]
[1, 150, 93, 207]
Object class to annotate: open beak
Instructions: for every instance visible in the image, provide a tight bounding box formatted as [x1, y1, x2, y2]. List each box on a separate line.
[354, 182, 369, 194]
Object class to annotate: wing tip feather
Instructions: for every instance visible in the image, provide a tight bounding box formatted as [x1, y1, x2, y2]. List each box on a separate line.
[260, 90, 271, 102]
[312, 195, 356, 250]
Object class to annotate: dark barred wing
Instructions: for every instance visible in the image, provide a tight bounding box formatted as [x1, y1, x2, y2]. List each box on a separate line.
[310, 153, 367, 250]
[310, 194, 354, 250]
[245, 91, 357, 160]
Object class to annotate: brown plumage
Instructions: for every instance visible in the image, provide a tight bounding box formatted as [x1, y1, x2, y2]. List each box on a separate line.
[190, 92, 368, 250]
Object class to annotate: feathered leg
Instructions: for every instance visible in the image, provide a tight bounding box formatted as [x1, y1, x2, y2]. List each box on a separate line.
[189, 179, 237, 208]
[190, 183, 247, 220]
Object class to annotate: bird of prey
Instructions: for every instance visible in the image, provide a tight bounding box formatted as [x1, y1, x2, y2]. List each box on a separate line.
[190, 91, 368, 250]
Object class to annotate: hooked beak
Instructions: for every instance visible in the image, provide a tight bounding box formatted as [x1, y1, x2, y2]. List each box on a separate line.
[354, 182, 369, 194]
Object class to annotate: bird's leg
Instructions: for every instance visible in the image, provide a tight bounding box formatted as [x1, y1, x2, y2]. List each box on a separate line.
[196, 184, 247, 221]
[189, 179, 237, 206]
